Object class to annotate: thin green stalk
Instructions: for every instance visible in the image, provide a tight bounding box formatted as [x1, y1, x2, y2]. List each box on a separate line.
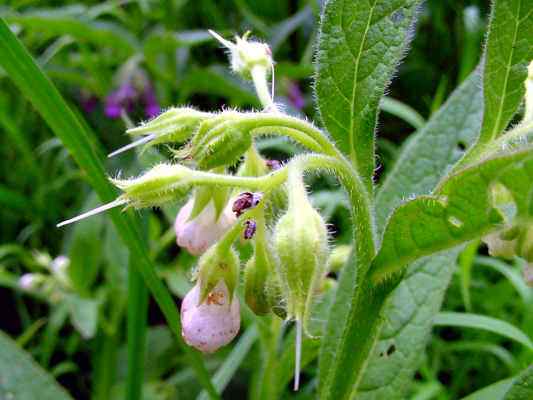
[92, 332, 118, 400]
[0, 19, 219, 399]
[126, 260, 149, 400]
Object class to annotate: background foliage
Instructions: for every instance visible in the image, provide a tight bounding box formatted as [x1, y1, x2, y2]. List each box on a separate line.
[0, 0, 531, 399]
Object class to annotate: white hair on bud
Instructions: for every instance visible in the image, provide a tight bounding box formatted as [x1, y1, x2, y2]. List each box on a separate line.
[56, 198, 127, 228]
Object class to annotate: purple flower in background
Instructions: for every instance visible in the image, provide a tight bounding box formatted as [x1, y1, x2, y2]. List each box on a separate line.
[104, 71, 161, 119]
[142, 84, 161, 118]
[287, 81, 305, 110]
[79, 91, 98, 114]
[104, 82, 137, 119]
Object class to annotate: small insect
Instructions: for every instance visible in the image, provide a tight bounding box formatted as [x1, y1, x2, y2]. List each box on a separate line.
[232, 192, 262, 216]
[266, 159, 282, 170]
[243, 220, 257, 239]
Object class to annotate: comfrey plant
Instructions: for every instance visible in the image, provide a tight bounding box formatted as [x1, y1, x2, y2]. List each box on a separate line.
[55, 0, 533, 397]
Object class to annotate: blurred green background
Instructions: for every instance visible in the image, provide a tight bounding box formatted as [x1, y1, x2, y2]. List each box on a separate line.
[1, 1, 531, 399]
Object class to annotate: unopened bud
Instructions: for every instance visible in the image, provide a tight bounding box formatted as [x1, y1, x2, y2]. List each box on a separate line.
[18, 273, 44, 291]
[209, 30, 273, 79]
[181, 280, 240, 353]
[109, 107, 212, 157]
[193, 124, 252, 170]
[112, 163, 192, 208]
[273, 169, 329, 327]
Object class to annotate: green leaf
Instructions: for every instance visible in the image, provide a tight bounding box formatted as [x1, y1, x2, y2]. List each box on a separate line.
[504, 366, 533, 400]
[0, 19, 218, 399]
[477, 0, 533, 144]
[434, 312, 533, 350]
[354, 70, 483, 400]
[462, 366, 533, 400]
[376, 70, 483, 232]
[380, 97, 425, 130]
[0, 330, 73, 400]
[356, 250, 460, 400]
[65, 294, 100, 339]
[315, 0, 419, 189]
[2, 11, 138, 56]
[462, 377, 515, 400]
[371, 144, 533, 282]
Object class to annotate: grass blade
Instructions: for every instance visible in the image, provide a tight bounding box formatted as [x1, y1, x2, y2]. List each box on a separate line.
[126, 257, 149, 400]
[0, 18, 219, 399]
[197, 325, 259, 400]
[434, 312, 533, 350]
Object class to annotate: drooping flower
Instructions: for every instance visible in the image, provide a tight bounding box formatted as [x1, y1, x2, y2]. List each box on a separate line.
[175, 198, 236, 256]
[180, 280, 240, 353]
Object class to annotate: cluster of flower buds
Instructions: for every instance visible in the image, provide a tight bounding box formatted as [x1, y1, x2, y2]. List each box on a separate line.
[18, 254, 72, 301]
[58, 30, 336, 390]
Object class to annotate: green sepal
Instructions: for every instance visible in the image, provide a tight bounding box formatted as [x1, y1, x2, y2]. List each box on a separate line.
[194, 126, 252, 170]
[197, 247, 240, 304]
[126, 107, 212, 151]
[244, 256, 271, 315]
[112, 163, 191, 208]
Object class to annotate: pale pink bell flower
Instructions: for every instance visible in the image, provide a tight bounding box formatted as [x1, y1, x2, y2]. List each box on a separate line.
[175, 198, 236, 256]
[180, 280, 240, 353]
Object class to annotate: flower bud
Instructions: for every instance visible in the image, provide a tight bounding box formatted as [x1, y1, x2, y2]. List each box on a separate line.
[18, 273, 44, 291]
[244, 255, 273, 315]
[193, 125, 252, 170]
[108, 107, 213, 157]
[181, 280, 240, 353]
[112, 163, 192, 208]
[209, 30, 273, 79]
[175, 197, 236, 256]
[196, 246, 240, 302]
[273, 173, 329, 326]
[50, 255, 71, 288]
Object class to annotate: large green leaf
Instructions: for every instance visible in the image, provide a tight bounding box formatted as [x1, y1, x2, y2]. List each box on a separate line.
[462, 366, 533, 400]
[0, 330, 73, 400]
[356, 71, 483, 399]
[504, 366, 533, 400]
[371, 144, 533, 282]
[477, 0, 533, 144]
[376, 70, 483, 233]
[315, 0, 419, 190]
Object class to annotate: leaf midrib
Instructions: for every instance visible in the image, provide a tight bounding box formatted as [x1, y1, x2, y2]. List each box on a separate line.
[487, 0, 522, 142]
[347, 0, 377, 170]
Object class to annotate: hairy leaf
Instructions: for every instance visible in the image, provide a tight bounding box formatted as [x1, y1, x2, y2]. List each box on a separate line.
[0, 330, 73, 400]
[371, 144, 533, 281]
[504, 366, 533, 400]
[357, 71, 483, 399]
[477, 0, 533, 143]
[315, 0, 419, 190]
[376, 71, 483, 233]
